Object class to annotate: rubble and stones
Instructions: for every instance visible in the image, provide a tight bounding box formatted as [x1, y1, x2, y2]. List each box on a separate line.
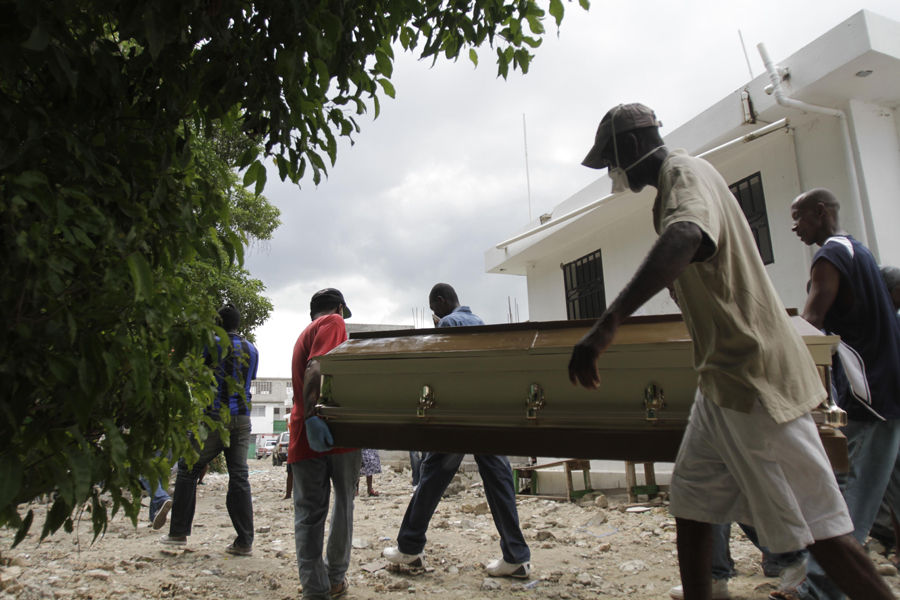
[1, 459, 898, 599]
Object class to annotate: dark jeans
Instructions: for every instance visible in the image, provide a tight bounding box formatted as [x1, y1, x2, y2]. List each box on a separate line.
[711, 523, 806, 580]
[397, 453, 530, 564]
[409, 451, 423, 486]
[139, 476, 171, 521]
[169, 414, 254, 547]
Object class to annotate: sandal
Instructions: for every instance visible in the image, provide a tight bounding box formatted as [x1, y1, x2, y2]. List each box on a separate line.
[368, 489, 380, 497]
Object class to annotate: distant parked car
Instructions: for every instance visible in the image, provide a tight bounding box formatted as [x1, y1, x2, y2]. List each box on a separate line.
[256, 438, 277, 460]
[272, 431, 290, 466]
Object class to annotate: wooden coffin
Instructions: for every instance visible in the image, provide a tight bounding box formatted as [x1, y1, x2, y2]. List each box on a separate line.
[316, 315, 843, 463]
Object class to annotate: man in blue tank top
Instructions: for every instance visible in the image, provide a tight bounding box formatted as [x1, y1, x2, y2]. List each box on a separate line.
[791, 188, 900, 600]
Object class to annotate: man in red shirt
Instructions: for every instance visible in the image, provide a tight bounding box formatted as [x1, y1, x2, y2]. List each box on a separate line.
[288, 288, 360, 600]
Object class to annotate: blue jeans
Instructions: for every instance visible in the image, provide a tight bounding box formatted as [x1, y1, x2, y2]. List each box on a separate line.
[869, 449, 900, 545]
[139, 476, 171, 522]
[409, 451, 423, 486]
[801, 418, 900, 600]
[710, 523, 806, 580]
[397, 453, 530, 564]
[291, 451, 362, 600]
[169, 415, 254, 547]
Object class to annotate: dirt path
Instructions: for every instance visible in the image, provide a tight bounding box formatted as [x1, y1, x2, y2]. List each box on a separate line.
[2, 459, 898, 599]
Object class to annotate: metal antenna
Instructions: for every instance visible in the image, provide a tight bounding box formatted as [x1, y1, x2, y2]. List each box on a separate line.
[738, 30, 755, 80]
[522, 114, 533, 223]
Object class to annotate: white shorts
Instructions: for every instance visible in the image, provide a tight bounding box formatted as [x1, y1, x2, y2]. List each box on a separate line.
[668, 391, 853, 553]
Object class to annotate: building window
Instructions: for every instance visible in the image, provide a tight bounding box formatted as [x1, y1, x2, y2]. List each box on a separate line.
[257, 381, 272, 395]
[563, 249, 606, 320]
[729, 172, 774, 265]
[250, 405, 266, 417]
[286, 381, 292, 390]
[273, 407, 281, 416]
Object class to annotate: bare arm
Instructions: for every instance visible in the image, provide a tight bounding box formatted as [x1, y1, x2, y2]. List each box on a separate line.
[568, 221, 707, 389]
[302, 359, 322, 419]
[801, 259, 841, 330]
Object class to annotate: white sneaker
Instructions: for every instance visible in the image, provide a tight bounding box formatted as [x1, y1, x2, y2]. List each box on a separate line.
[382, 546, 425, 568]
[485, 558, 531, 579]
[669, 578, 730, 599]
[771, 556, 807, 598]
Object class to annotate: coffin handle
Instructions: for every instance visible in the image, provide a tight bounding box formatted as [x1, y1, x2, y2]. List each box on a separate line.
[417, 385, 435, 418]
[644, 383, 666, 421]
[526, 383, 545, 420]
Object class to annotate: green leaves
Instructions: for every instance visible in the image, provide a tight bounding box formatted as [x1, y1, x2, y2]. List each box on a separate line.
[549, 0, 565, 26]
[242, 160, 267, 196]
[0, 455, 23, 511]
[22, 24, 50, 51]
[126, 253, 154, 301]
[377, 78, 396, 99]
[1, 0, 585, 544]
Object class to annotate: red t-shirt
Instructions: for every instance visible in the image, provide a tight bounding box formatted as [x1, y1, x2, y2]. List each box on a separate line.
[288, 313, 356, 462]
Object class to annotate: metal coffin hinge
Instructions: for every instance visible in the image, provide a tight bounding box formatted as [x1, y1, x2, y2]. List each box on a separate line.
[417, 385, 435, 418]
[526, 383, 545, 420]
[643, 383, 665, 421]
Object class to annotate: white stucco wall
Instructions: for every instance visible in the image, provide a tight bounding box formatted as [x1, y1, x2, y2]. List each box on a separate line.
[524, 191, 677, 322]
[848, 100, 900, 265]
[711, 128, 810, 311]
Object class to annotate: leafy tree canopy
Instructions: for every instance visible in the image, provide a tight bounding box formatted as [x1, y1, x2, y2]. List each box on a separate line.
[0, 0, 586, 542]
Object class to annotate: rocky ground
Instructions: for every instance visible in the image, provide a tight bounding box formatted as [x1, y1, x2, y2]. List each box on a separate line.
[2, 457, 899, 599]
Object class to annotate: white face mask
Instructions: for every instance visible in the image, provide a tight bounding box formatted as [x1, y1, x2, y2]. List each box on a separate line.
[609, 167, 629, 194]
[608, 144, 665, 194]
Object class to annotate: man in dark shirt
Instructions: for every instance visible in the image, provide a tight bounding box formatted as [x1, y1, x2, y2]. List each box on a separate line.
[791, 188, 900, 599]
[383, 283, 532, 579]
[162, 304, 259, 555]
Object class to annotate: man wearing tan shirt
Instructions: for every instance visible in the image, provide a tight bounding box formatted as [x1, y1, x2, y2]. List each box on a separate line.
[568, 103, 892, 600]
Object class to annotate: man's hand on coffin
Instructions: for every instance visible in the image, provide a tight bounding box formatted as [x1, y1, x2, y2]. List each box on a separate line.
[568, 223, 705, 390]
[569, 317, 618, 389]
[306, 416, 334, 452]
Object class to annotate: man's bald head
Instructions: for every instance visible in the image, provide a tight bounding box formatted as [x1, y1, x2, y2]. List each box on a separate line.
[790, 188, 842, 247]
[792, 188, 840, 216]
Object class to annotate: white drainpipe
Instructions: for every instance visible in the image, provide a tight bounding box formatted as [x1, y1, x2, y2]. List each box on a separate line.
[757, 43, 869, 247]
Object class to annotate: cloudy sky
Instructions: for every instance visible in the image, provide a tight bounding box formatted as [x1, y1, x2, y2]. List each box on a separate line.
[245, 0, 900, 376]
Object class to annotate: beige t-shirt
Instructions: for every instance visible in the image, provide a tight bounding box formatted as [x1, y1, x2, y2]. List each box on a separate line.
[653, 150, 824, 423]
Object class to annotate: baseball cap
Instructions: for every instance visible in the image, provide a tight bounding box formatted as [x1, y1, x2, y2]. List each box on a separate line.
[310, 288, 352, 318]
[217, 303, 241, 331]
[581, 103, 662, 169]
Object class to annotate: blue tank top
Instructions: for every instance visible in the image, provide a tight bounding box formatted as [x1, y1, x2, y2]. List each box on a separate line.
[814, 236, 900, 420]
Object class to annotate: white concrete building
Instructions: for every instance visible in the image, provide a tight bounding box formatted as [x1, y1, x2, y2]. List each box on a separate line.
[249, 377, 292, 436]
[487, 9, 900, 322]
[485, 10, 900, 493]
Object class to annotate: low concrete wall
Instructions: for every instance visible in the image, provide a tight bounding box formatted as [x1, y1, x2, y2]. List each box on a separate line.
[378, 451, 673, 495]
